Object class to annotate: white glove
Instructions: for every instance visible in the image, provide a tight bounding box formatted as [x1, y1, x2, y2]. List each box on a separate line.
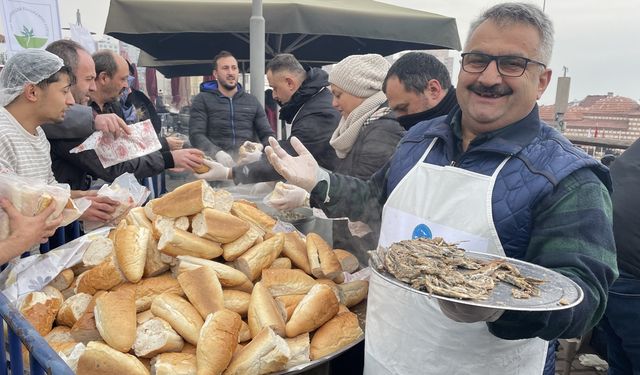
[215, 150, 235, 168]
[265, 136, 328, 192]
[237, 149, 263, 166]
[270, 183, 310, 211]
[438, 300, 504, 323]
[194, 159, 231, 181]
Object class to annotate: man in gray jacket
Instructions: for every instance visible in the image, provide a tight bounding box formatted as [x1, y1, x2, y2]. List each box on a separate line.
[189, 51, 274, 167]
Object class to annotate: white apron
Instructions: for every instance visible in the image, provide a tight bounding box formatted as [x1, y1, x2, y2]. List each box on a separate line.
[364, 139, 548, 375]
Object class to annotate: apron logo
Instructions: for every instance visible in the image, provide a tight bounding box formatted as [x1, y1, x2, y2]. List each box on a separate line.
[412, 224, 432, 239]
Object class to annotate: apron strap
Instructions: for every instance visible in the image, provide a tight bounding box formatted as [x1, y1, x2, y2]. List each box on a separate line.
[420, 138, 439, 162]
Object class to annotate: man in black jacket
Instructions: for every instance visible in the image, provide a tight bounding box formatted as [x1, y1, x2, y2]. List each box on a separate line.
[195, 53, 339, 184]
[189, 51, 274, 168]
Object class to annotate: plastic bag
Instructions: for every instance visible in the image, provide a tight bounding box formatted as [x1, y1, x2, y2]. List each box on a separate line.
[0, 173, 84, 241]
[69, 119, 161, 168]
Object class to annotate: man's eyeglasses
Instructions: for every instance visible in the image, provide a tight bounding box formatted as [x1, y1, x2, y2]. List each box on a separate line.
[461, 52, 547, 77]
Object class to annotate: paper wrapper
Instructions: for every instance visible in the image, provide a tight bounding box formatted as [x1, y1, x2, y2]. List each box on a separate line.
[0, 227, 111, 305]
[69, 119, 161, 168]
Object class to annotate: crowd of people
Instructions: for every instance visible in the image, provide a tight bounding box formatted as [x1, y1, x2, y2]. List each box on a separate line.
[0, 2, 635, 374]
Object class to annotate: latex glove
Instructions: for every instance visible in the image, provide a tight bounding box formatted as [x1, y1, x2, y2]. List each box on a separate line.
[216, 150, 236, 168]
[265, 136, 328, 192]
[165, 136, 184, 150]
[438, 300, 504, 323]
[80, 195, 119, 223]
[94, 113, 131, 138]
[171, 148, 205, 171]
[270, 183, 310, 211]
[194, 159, 231, 181]
[237, 149, 263, 166]
[0, 198, 62, 247]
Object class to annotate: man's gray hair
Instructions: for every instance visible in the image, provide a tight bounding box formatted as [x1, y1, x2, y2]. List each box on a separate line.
[466, 2, 554, 65]
[93, 50, 119, 77]
[266, 54, 306, 79]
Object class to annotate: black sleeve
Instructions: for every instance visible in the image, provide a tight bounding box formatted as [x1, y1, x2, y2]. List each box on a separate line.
[189, 94, 220, 155]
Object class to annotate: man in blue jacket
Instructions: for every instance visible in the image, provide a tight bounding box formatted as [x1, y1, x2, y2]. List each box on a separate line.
[265, 3, 617, 374]
[189, 51, 274, 167]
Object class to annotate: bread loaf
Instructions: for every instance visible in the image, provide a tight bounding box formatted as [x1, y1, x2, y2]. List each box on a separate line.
[221, 224, 264, 261]
[115, 224, 149, 283]
[177, 266, 224, 319]
[333, 249, 359, 273]
[191, 208, 250, 244]
[261, 269, 316, 297]
[133, 317, 184, 358]
[82, 237, 113, 267]
[337, 280, 369, 307]
[175, 216, 190, 231]
[56, 292, 92, 327]
[222, 289, 251, 316]
[230, 200, 276, 232]
[177, 256, 252, 289]
[152, 180, 216, 217]
[19, 290, 63, 336]
[238, 319, 251, 343]
[268, 257, 292, 269]
[151, 293, 204, 345]
[285, 333, 311, 369]
[153, 215, 177, 239]
[310, 311, 363, 360]
[234, 233, 284, 281]
[94, 288, 137, 352]
[248, 282, 286, 338]
[45, 326, 75, 346]
[136, 309, 155, 325]
[282, 232, 311, 275]
[115, 273, 184, 312]
[69, 291, 105, 343]
[158, 227, 223, 259]
[196, 310, 242, 375]
[274, 294, 305, 321]
[75, 255, 126, 294]
[223, 327, 290, 375]
[126, 207, 171, 276]
[144, 199, 158, 221]
[150, 352, 196, 375]
[285, 284, 339, 338]
[76, 341, 149, 375]
[306, 233, 343, 281]
[48, 268, 75, 290]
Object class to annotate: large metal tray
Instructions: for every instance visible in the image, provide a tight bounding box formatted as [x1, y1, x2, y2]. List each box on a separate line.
[370, 249, 583, 312]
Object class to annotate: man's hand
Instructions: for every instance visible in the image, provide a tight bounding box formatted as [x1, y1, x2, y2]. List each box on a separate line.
[265, 136, 321, 192]
[166, 136, 184, 151]
[215, 150, 235, 168]
[438, 300, 504, 323]
[0, 198, 62, 246]
[194, 159, 231, 181]
[269, 183, 309, 211]
[171, 149, 205, 171]
[80, 195, 119, 223]
[94, 114, 131, 138]
[237, 148, 262, 166]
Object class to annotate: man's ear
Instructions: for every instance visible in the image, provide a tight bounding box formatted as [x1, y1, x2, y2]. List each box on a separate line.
[23, 83, 39, 102]
[426, 79, 443, 99]
[97, 71, 109, 84]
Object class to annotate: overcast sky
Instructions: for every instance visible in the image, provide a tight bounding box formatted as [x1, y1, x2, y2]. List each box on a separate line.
[48, 0, 640, 105]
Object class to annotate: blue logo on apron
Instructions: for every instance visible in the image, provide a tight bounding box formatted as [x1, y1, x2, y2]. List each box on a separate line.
[412, 224, 432, 239]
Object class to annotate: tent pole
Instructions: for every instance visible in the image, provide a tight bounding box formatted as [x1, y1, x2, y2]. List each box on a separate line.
[250, 0, 265, 108]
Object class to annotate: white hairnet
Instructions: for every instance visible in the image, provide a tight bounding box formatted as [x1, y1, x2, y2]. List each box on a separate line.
[0, 49, 64, 107]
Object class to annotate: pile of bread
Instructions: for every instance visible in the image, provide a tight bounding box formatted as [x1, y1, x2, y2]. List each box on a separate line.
[17, 180, 367, 375]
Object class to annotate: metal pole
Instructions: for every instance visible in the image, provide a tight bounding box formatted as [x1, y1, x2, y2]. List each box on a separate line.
[250, 0, 265, 108]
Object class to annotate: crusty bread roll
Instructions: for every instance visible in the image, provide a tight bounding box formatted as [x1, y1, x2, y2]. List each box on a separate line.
[248, 282, 286, 338]
[126, 207, 152, 228]
[269, 257, 292, 269]
[158, 227, 223, 259]
[222, 289, 251, 317]
[82, 237, 113, 267]
[315, 278, 341, 302]
[238, 320, 251, 343]
[48, 268, 75, 291]
[337, 280, 369, 307]
[136, 309, 155, 325]
[177, 256, 252, 289]
[69, 291, 106, 343]
[222, 224, 264, 261]
[230, 201, 276, 233]
[75, 255, 126, 295]
[144, 199, 158, 221]
[115, 273, 184, 312]
[56, 292, 92, 327]
[197, 310, 242, 375]
[306, 233, 343, 282]
[224, 326, 290, 375]
[261, 269, 316, 297]
[310, 311, 363, 360]
[76, 341, 149, 375]
[42, 285, 64, 304]
[45, 325, 74, 345]
[191, 208, 250, 244]
[151, 352, 196, 375]
[153, 215, 177, 239]
[152, 180, 216, 217]
[57, 342, 86, 372]
[178, 266, 224, 319]
[282, 232, 311, 274]
[275, 294, 305, 321]
[285, 284, 339, 338]
[151, 293, 204, 345]
[333, 249, 359, 273]
[235, 233, 285, 281]
[126, 207, 171, 277]
[115, 224, 149, 283]
[133, 317, 184, 358]
[175, 216, 190, 231]
[192, 162, 210, 174]
[19, 290, 63, 336]
[285, 333, 311, 369]
[181, 342, 197, 355]
[94, 288, 137, 352]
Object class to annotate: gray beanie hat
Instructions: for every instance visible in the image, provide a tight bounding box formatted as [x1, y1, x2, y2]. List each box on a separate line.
[328, 54, 390, 98]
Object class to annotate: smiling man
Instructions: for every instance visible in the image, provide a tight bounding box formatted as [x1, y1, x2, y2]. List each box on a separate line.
[263, 3, 618, 374]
